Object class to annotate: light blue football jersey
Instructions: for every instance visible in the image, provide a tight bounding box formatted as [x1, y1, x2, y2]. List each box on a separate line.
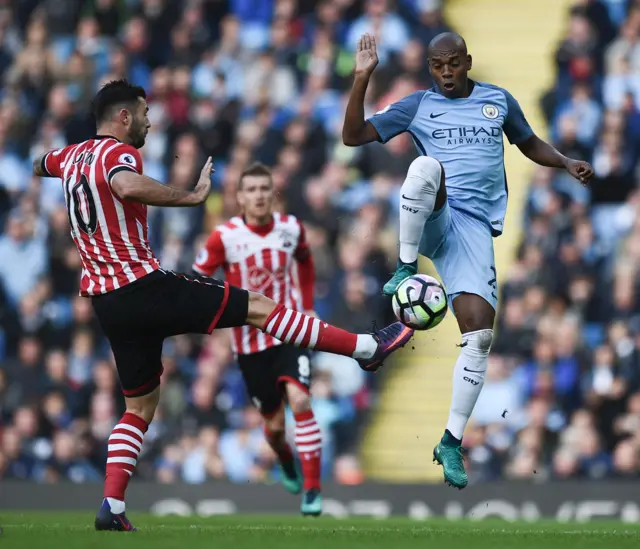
[367, 81, 534, 236]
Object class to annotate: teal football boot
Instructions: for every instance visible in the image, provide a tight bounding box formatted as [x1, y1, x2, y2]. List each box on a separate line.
[382, 260, 417, 296]
[300, 489, 322, 516]
[433, 430, 468, 489]
[279, 460, 303, 494]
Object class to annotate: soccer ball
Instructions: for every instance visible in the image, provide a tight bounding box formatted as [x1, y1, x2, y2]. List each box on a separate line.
[392, 274, 448, 330]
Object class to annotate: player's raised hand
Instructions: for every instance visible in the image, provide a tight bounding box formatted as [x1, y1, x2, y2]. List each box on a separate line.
[355, 33, 379, 77]
[565, 159, 594, 185]
[192, 156, 214, 204]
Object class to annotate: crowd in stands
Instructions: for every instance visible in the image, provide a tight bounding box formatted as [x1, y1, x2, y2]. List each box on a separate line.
[3, 0, 639, 487]
[470, 0, 640, 482]
[0, 0, 450, 484]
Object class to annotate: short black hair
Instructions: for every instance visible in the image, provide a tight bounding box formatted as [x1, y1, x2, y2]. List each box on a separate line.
[427, 32, 467, 57]
[238, 162, 273, 190]
[92, 79, 146, 124]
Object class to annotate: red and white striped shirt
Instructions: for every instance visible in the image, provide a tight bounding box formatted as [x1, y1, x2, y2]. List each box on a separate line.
[193, 213, 315, 355]
[41, 136, 160, 296]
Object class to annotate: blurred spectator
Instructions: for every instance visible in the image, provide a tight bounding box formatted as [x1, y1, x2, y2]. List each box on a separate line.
[612, 439, 638, 477]
[243, 50, 297, 108]
[553, 81, 602, 147]
[555, 12, 600, 81]
[218, 407, 266, 483]
[605, 19, 640, 74]
[5, 336, 46, 405]
[0, 127, 30, 194]
[412, 0, 451, 46]
[181, 427, 225, 484]
[36, 430, 101, 483]
[346, 0, 410, 66]
[473, 356, 524, 426]
[0, 214, 47, 307]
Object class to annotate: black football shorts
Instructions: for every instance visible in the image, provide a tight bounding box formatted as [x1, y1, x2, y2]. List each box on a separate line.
[91, 269, 248, 397]
[237, 344, 312, 416]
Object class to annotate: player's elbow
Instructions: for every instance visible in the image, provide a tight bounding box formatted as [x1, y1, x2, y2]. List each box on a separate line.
[112, 181, 133, 200]
[342, 129, 364, 147]
[342, 131, 358, 147]
[341, 122, 361, 146]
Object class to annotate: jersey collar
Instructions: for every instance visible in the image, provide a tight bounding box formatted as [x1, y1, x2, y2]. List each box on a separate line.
[94, 134, 121, 142]
[243, 215, 275, 236]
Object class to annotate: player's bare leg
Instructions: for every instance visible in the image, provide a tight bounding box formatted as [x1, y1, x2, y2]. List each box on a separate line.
[263, 405, 303, 495]
[286, 383, 323, 516]
[434, 294, 494, 489]
[245, 293, 414, 372]
[383, 157, 446, 295]
[95, 388, 161, 531]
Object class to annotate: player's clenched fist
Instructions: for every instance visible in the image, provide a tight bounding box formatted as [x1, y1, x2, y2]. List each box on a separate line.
[565, 158, 594, 185]
[355, 33, 379, 77]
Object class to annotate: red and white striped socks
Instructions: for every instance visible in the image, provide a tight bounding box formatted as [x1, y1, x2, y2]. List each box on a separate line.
[104, 412, 148, 512]
[262, 304, 377, 359]
[294, 409, 322, 491]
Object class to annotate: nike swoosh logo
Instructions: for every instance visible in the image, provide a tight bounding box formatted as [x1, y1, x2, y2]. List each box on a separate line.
[388, 326, 413, 351]
[430, 112, 447, 119]
[402, 194, 421, 201]
[377, 326, 414, 361]
[463, 366, 485, 374]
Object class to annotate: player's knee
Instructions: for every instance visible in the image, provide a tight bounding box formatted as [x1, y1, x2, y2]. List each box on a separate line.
[265, 412, 285, 436]
[461, 329, 493, 357]
[406, 156, 442, 193]
[246, 291, 276, 328]
[454, 294, 495, 334]
[124, 388, 160, 424]
[286, 385, 311, 414]
[247, 291, 266, 311]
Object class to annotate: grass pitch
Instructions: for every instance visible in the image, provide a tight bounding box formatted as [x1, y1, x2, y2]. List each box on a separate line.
[1, 513, 639, 549]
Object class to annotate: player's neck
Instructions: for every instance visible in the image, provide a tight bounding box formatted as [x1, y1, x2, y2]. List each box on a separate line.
[95, 125, 126, 143]
[244, 213, 274, 233]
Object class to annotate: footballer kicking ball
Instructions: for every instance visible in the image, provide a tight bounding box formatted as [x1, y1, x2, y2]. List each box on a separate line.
[392, 274, 448, 330]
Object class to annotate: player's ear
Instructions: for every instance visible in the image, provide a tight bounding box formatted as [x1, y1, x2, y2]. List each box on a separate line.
[119, 108, 132, 127]
[467, 55, 472, 71]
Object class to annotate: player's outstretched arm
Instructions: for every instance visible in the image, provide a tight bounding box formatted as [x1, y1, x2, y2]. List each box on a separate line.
[517, 135, 594, 185]
[342, 33, 382, 147]
[112, 156, 214, 206]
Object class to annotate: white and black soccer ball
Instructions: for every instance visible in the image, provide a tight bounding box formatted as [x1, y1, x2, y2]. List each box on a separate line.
[392, 274, 448, 330]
